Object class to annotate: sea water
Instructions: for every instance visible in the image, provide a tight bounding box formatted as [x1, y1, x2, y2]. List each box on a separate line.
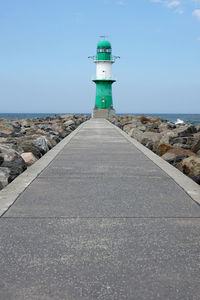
[135, 114, 200, 126]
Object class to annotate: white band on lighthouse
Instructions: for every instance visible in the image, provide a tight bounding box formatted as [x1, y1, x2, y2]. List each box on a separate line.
[95, 61, 114, 80]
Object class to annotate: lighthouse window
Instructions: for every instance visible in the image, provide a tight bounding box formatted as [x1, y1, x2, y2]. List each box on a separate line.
[97, 48, 112, 53]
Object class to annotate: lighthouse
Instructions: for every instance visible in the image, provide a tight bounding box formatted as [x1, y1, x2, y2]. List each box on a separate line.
[89, 39, 119, 118]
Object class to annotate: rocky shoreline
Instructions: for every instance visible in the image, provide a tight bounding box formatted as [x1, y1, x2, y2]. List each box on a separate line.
[0, 114, 89, 190]
[110, 115, 200, 185]
[0, 113, 200, 191]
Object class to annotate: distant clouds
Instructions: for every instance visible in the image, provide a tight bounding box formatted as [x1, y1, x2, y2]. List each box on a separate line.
[192, 0, 200, 21]
[104, 0, 127, 5]
[151, 0, 200, 39]
[151, 0, 183, 13]
[193, 8, 200, 20]
[175, 8, 184, 14]
[116, 0, 126, 5]
[151, 0, 200, 21]
[166, 1, 181, 8]
[151, 0, 181, 5]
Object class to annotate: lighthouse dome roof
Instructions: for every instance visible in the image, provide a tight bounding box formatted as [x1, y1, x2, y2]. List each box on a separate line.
[97, 40, 111, 49]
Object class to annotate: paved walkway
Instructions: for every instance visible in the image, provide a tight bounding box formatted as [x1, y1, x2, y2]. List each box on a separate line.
[0, 119, 200, 299]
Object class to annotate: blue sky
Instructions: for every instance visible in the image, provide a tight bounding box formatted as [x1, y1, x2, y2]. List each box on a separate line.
[0, 0, 200, 113]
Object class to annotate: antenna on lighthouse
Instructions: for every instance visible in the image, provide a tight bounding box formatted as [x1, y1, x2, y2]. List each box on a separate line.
[99, 35, 108, 40]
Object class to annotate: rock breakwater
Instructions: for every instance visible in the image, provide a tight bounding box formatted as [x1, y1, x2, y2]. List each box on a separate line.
[110, 115, 200, 185]
[0, 114, 89, 190]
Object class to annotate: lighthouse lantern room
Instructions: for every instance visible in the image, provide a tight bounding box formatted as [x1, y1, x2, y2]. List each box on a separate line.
[89, 39, 119, 119]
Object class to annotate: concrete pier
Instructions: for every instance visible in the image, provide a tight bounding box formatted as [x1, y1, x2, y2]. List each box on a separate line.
[0, 119, 200, 299]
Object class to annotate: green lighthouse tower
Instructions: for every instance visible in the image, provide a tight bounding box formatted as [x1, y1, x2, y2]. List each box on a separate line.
[89, 39, 119, 118]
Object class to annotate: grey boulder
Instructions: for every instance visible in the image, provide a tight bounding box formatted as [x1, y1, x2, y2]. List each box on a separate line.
[33, 136, 50, 155]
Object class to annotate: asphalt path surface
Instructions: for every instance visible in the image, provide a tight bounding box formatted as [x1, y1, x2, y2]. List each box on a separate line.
[0, 119, 200, 300]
